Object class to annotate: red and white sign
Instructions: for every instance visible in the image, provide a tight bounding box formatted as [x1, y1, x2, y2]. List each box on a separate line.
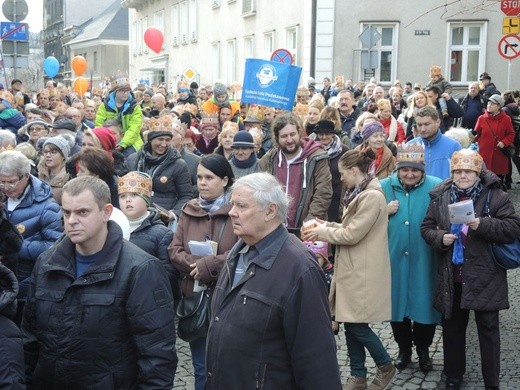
[501, 0, 520, 16]
[498, 34, 520, 59]
[270, 49, 293, 65]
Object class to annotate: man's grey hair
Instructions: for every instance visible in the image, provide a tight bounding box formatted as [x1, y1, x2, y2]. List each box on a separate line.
[232, 172, 289, 223]
[0, 129, 16, 148]
[0, 150, 31, 176]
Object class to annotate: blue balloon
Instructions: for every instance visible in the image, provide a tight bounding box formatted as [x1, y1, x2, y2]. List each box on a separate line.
[43, 56, 60, 78]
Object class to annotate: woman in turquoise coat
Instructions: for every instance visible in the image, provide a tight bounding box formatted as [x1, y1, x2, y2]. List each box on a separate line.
[380, 143, 442, 373]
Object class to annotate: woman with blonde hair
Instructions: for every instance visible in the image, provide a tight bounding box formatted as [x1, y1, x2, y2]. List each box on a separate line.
[406, 91, 434, 139]
[214, 121, 238, 160]
[304, 100, 325, 135]
[377, 98, 406, 144]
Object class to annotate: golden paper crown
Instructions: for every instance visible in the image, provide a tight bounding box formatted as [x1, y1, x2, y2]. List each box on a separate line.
[149, 115, 173, 132]
[118, 171, 153, 198]
[222, 121, 239, 134]
[451, 149, 483, 174]
[183, 103, 199, 117]
[244, 105, 264, 123]
[293, 103, 309, 117]
[172, 117, 188, 136]
[0, 144, 15, 154]
[200, 112, 219, 128]
[397, 143, 425, 164]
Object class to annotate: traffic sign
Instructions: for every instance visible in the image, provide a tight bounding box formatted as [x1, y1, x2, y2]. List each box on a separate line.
[270, 49, 293, 65]
[0, 22, 28, 41]
[498, 34, 520, 59]
[2, 0, 28, 22]
[503, 17, 520, 34]
[359, 25, 381, 48]
[501, 0, 520, 16]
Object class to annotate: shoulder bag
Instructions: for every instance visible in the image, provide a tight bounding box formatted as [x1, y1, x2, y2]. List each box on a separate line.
[485, 118, 515, 157]
[483, 190, 520, 270]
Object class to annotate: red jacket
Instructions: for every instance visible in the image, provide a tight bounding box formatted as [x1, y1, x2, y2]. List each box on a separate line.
[474, 110, 515, 175]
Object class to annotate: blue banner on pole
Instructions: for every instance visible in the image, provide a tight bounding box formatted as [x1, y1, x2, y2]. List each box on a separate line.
[241, 58, 302, 111]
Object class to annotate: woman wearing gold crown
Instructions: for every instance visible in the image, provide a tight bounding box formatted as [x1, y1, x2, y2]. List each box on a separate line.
[127, 116, 193, 217]
[421, 149, 520, 389]
[380, 143, 442, 374]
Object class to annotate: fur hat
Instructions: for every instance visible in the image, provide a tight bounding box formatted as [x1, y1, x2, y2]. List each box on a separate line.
[361, 121, 385, 141]
[314, 120, 336, 134]
[304, 241, 329, 260]
[43, 136, 70, 158]
[451, 149, 483, 174]
[118, 171, 153, 204]
[395, 143, 425, 171]
[232, 131, 255, 149]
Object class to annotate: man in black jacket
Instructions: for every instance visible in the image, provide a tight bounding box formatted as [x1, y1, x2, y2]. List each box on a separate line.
[22, 176, 177, 389]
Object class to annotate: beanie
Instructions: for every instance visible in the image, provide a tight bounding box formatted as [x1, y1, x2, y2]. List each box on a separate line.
[303, 241, 329, 260]
[43, 136, 70, 159]
[91, 127, 117, 152]
[213, 81, 228, 97]
[361, 121, 385, 141]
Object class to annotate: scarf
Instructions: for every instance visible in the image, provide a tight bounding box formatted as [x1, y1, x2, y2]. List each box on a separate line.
[342, 174, 374, 209]
[449, 179, 483, 265]
[231, 152, 257, 169]
[199, 192, 229, 215]
[136, 145, 172, 177]
[323, 135, 344, 159]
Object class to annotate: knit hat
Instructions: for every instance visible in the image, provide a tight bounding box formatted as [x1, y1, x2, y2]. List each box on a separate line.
[304, 241, 329, 260]
[27, 120, 50, 132]
[488, 94, 504, 107]
[213, 81, 228, 97]
[232, 131, 255, 149]
[118, 171, 153, 205]
[51, 118, 77, 132]
[361, 121, 385, 141]
[43, 136, 70, 158]
[314, 120, 336, 134]
[451, 149, 483, 174]
[147, 116, 173, 142]
[143, 88, 154, 97]
[91, 127, 116, 151]
[244, 105, 264, 124]
[395, 143, 425, 172]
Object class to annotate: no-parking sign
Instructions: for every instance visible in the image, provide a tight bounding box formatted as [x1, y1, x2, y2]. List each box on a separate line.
[270, 48, 294, 65]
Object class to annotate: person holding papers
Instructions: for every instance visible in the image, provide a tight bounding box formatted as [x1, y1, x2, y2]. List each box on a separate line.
[168, 154, 238, 390]
[421, 149, 520, 390]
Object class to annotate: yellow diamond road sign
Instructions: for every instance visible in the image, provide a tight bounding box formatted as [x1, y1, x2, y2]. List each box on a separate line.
[183, 67, 197, 81]
[503, 17, 520, 35]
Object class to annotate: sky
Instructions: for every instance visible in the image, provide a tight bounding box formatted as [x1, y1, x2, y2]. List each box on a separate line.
[21, 0, 43, 32]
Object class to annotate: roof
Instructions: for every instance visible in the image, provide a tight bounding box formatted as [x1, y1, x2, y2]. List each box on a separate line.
[68, 0, 129, 44]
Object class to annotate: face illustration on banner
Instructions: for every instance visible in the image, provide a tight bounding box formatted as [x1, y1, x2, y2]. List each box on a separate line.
[256, 64, 278, 88]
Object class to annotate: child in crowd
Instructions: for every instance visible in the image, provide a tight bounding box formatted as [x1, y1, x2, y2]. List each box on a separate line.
[304, 240, 334, 290]
[426, 65, 452, 117]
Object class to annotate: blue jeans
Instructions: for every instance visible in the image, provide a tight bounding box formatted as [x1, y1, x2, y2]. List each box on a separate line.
[344, 322, 392, 377]
[189, 336, 206, 390]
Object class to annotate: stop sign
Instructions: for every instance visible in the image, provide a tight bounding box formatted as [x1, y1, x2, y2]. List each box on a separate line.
[501, 0, 520, 16]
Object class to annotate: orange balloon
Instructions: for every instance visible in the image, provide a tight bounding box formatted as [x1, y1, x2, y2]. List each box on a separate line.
[71, 55, 88, 76]
[73, 77, 89, 96]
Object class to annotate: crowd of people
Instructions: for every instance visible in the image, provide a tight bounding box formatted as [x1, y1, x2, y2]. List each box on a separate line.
[0, 68, 519, 390]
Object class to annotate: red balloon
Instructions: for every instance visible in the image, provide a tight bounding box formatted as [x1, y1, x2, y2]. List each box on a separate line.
[144, 27, 164, 54]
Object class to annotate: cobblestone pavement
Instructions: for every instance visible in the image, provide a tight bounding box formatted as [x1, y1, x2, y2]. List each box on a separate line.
[173, 184, 520, 390]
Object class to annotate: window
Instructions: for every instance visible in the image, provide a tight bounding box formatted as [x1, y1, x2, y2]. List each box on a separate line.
[244, 35, 254, 58]
[286, 26, 298, 64]
[154, 10, 164, 33]
[212, 41, 220, 81]
[171, 4, 179, 46]
[264, 31, 275, 59]
[448, 22, 487, 84]
[189, 0, 197, 42]
[359, 23, 398, 83]
[212, 0, 220, 8]
[242, 0, 255, 14]
[227, 39, 236, 83]
[180, 1, 188, 45]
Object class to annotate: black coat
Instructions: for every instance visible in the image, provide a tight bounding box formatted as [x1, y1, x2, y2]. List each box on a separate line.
[22, 221, 177, 389]
[206, 225, 342, 389]
[421, 171, 520, 317]
[0, 264, 25, 389]
[0, 211, 23, 273]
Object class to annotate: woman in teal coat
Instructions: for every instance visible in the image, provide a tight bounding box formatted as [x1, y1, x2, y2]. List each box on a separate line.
[380, 143, 442, 373]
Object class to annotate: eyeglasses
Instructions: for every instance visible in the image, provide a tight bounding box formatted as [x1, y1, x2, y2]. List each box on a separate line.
[28, 126, 47, 132]
[0, 176, 25, 189]
[43, 149, 60, 156]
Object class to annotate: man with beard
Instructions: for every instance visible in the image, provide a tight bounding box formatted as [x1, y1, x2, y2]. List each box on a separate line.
[259, 112, 332, 233]
[337, 89, 361, 140]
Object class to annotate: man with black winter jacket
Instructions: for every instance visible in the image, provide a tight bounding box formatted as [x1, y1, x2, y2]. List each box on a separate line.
[22, 176, 177, 389]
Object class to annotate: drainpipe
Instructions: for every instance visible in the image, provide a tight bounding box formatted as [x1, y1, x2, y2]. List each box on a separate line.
[310, 0, 317, 77]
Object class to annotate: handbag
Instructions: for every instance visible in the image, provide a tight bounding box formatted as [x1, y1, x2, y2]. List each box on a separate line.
[483, 191, 520, 270]
[176, 290, 211, 342]
[485, 118, 515, 157]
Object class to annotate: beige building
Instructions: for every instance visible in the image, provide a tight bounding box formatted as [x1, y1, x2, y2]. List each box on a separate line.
[124, 0, 519, 96]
